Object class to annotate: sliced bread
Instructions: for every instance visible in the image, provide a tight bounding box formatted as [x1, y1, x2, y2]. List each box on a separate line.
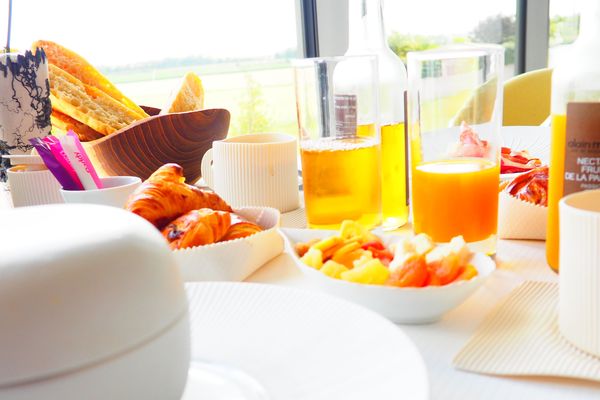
[51, 109, 104, 141]
[160, 72, 204, 114]
[33, 40, 148, 119]
[48, 64, 143, 135]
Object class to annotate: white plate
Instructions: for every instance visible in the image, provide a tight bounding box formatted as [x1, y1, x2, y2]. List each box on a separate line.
[282, 228, 496, 324]
[500, 126, 550, 181]
[182, 282, 428, 400]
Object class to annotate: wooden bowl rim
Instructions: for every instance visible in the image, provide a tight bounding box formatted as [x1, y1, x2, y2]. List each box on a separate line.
[86, 108, 230, 146]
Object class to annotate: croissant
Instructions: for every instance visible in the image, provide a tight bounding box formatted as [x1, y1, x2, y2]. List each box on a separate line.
[125, 163, 232, 228]
[505, 166, 549, 206]
[220, 214, 263, 242]
[162, 208, 231, 250]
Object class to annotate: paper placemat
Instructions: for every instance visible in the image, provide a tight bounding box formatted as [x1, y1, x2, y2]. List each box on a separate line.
[281, 206, 307, 229]
[453, 281, 600, 382]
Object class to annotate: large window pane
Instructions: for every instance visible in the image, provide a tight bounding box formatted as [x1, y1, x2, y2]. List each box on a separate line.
[383, 1, 517, 77]
[548, 0, 580, 68]
[4, 0, 300, 137]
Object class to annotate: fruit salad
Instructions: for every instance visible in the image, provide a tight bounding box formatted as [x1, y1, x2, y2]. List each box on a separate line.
[295, 221, 478, 287]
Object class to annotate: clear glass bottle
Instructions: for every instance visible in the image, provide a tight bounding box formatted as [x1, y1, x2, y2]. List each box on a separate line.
[345, 0, 409, 230]
[547, 0, 600, 271]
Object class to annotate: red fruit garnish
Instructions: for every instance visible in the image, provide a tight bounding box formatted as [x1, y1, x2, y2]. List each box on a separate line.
[500, 147, 542, 174]
[504, 166, 549, 206]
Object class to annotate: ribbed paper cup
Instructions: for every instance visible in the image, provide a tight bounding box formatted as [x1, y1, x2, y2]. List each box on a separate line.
[7, 167, 63, 207]
[559, 189, 600, 357]
[497, 191, 547, 240]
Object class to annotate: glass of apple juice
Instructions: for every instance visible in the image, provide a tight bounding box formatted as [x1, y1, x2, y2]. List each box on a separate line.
[294, 55, 382, 230]
[407, 45, 504, 254]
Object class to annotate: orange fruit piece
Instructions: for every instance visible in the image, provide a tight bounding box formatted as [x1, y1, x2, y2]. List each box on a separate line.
[454, 264, 478, 282]
[388, 254, 428, 288]
[427, 253, 461, 286]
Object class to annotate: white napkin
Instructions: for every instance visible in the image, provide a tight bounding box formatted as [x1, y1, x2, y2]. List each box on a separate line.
[454, 281, 600, 382]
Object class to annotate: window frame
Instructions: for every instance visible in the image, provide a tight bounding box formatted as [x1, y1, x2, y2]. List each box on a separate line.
[517, 0, 550, 73]
[300, 0, 552, 74]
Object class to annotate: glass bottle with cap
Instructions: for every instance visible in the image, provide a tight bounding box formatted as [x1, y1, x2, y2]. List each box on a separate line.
[547, 0, 600, 271]
[345, 0, 409, 230]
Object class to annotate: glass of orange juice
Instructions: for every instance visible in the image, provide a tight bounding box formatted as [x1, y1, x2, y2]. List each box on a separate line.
[294, 56, 382, 229]
[407, 46, 504, 254]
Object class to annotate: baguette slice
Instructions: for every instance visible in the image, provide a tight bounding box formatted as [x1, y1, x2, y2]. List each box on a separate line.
[33, 40, 148, 119]
[49, 64, 142, 135]
[160, 72, 204, 115]
[51, 109, 104, 141]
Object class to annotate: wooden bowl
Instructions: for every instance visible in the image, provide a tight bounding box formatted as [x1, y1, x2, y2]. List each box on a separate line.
[84, 107, 230, 183]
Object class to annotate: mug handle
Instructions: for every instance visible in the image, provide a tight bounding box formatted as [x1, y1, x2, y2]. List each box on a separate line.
[200, 148, 215, 188]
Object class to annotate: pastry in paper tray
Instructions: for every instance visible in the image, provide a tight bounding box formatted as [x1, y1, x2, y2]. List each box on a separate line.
[498, 191, 547, 240]
[498, 166, 548, 240]
[124, 163, 283, 281]
[172, 206, 283, 282]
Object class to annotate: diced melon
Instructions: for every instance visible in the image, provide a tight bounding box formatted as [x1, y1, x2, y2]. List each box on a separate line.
[341, 259, 389, 285]
[320, 260, 349, 279]
[301, 248, 323, 269]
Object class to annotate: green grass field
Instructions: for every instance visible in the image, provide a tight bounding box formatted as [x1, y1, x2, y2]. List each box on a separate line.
[112, 62, 298, 138]
[112, 61, 481, 140]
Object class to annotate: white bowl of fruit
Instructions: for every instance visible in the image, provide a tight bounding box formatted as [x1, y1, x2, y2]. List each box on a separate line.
[282, 221, 495, 324]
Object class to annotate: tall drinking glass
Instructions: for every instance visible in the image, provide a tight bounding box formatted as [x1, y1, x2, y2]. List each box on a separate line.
[295, 55, 381, 229]
[407, 46, 504, 254]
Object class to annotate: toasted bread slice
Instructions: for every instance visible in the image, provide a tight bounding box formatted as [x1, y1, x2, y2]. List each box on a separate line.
[160, 72, 204, 114]
[51, 109, 104, 141]
[33, 40, 148, 119]
[48, 64, 143, 135]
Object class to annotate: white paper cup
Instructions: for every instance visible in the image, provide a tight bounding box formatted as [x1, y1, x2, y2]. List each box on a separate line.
[7, 166, 64, 207]
[60, 176, 142, 208]
[559, 189, 600, 357]
[201, 133, 300, 212]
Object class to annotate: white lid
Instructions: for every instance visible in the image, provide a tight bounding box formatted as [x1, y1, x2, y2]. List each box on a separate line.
[0, 204, 188, 387]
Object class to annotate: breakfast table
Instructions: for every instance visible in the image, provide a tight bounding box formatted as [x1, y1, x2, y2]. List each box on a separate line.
[249, 211, 600, 399]
[247, 125, 599, 399]
[2, 126, 599, 399]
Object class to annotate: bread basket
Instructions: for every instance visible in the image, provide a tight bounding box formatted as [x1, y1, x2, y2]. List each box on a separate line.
[84, 107, 230, 183]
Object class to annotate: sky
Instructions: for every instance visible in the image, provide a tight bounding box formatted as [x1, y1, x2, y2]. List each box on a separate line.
[0, 0, 579, 67]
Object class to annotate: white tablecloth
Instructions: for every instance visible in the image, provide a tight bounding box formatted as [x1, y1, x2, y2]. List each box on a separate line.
[248, 223, 600, 399]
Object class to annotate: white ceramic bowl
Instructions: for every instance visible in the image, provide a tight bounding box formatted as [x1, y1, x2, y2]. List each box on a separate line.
[174, 206, 283, 282]
[60, 176, 141, 208]
[282, 228, 496, 324]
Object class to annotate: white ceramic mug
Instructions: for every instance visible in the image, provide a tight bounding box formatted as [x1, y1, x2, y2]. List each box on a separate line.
[60, 176, 142, 208]
[201, 133, 299, 212]
[559, 189, 600, 357]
